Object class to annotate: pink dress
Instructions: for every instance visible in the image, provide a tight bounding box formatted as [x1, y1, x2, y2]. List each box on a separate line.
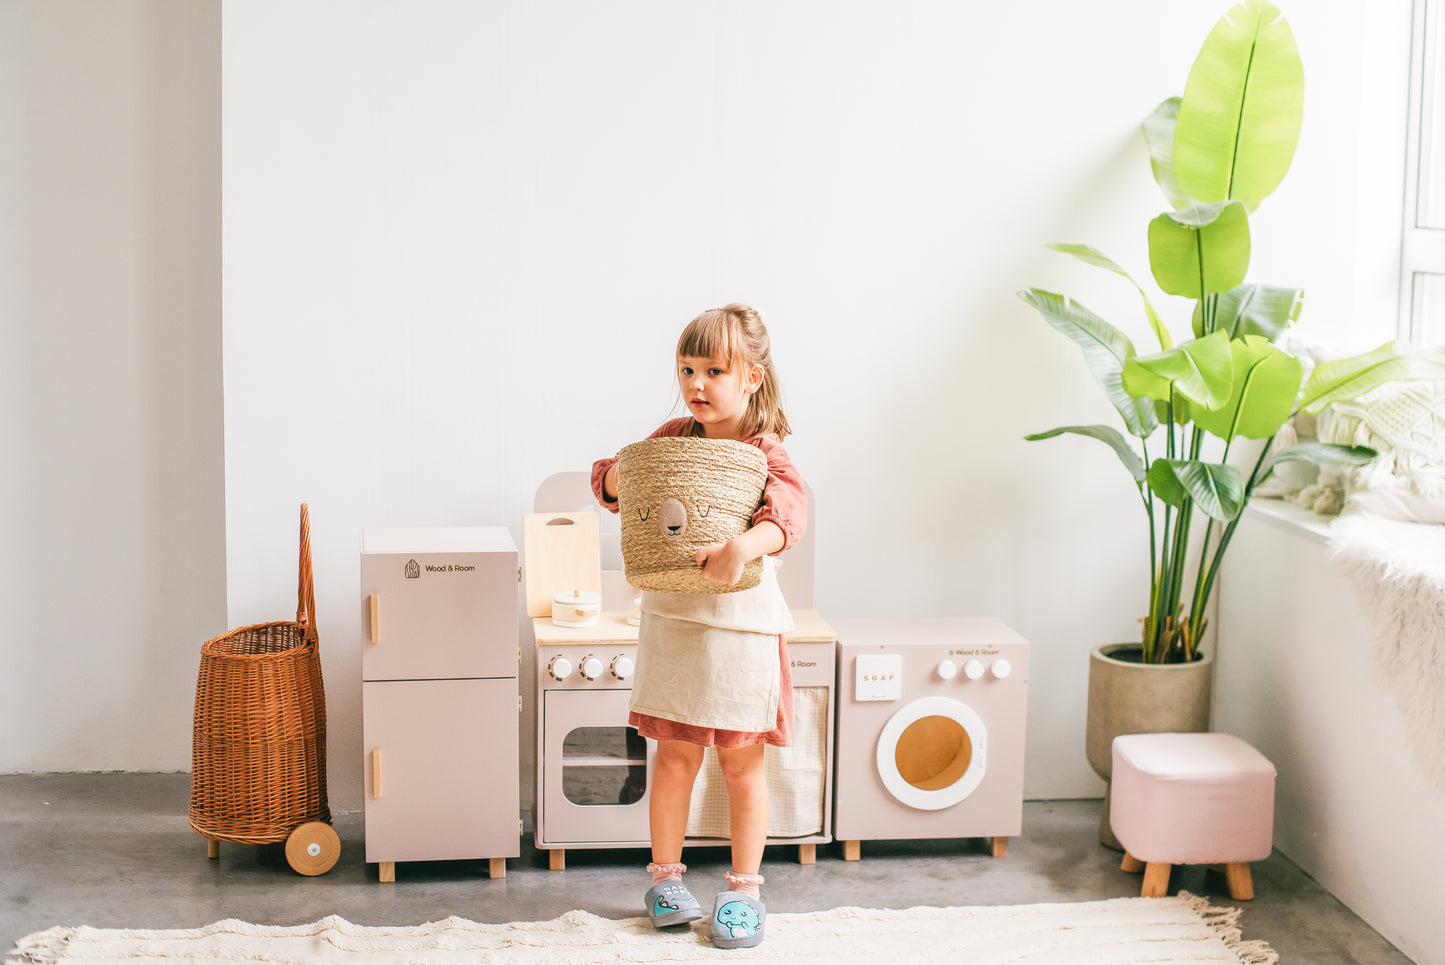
[592, 418, 807, 748]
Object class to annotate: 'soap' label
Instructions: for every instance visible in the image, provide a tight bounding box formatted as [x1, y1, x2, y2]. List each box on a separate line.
[854, 653, 903, 701]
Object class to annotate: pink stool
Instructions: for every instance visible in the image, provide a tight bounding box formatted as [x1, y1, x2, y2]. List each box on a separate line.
[1110, 732, 1276, 900]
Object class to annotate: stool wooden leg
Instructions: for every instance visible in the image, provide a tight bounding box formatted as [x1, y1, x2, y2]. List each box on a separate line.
[1141, 862, 1171, 897]
[1225, 862, 1254, 900]
[991, 836, 1009, 858]
[549, 849, 566, 871]
[378, 861, 395, 883]
[798, 843, 816, 865]
[1121, 851, 1145, 874]
[843, 840, 861, 861]
[206, 839, 219, 859]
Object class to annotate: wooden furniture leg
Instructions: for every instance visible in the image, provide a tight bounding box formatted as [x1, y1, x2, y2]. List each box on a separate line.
[1140, 862, 1171, 897]
[378, 861, 396, 883]
[991, 836, 1009, 858]
[842, 840, 860, 861]
[549, 849, 566, 871]
[1225, 862, 1254, 900]
[489, 857, 506, 879]
[206, 839, 219, 859]
[1121, 852, 1145, 873]
[798, 843, 816, 865]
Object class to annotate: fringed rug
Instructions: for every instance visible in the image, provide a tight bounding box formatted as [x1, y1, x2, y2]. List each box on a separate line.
[7, 892, 1275, 964]
[1329, 513, 1445, 790]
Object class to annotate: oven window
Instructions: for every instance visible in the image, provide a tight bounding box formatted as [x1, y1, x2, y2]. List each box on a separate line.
[562, 726, 648, 806]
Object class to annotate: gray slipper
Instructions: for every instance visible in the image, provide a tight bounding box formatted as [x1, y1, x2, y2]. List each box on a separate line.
[644, 880, 703, 928]
[711, 891, 765, 949]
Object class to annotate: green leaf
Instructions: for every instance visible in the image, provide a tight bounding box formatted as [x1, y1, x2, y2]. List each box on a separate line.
[1173, 1, 1305, 207]
[1259, 442, 1377, 484]
[1047, 243, 1172, 350]
[1298, 341, 1445, 414]
[1018, 288, 1160, 436]
[1147, 458, 1187, 506]
[1148, 201, 1252, 298]
[1193, 284, 1304, 340]
[1192, 335, 1303, 440]
[1142, 97, 1193, 210]
[1148, 458, 1246, 521]
[1024, 424, 1147, 483]
[1123, 331, 1235, 409]
[1155, 396, 1195, 425]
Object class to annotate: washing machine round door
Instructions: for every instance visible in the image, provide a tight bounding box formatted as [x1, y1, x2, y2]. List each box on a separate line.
[875, 696, 987, 811]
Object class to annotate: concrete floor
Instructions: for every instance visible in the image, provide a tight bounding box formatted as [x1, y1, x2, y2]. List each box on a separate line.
[0, 773, 1414, 963]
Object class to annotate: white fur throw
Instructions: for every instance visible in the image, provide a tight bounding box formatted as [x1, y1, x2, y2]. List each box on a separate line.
[1329, 514, 1445, 790]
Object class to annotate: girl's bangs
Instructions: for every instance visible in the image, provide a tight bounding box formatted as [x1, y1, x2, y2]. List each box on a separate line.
[677, 310, 739, 366]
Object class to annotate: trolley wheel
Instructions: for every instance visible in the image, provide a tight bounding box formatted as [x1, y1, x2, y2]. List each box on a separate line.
[284, 821, 340, 876]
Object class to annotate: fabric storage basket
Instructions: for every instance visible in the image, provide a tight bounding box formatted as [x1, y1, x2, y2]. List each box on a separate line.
[189, 504, 330, 847]
[618, 436, 768, 594]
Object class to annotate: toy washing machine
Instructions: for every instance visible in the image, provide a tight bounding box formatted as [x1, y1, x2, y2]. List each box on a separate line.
[832, 618, 1028, 859]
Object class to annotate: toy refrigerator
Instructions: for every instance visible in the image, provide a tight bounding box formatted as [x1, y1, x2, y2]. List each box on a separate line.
[360, 526, 519, 882]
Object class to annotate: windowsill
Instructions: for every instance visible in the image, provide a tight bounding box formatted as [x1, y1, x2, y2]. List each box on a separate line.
[1242, 498, 1336, 545]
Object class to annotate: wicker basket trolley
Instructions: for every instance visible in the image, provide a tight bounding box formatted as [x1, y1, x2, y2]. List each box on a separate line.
[188, 503, 339, 875]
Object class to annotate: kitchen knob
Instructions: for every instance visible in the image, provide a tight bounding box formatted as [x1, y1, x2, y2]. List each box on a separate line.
[991, 658, 1013, 679]
[611, 655, 635, 680]
[963, 659, 985, 680]
[548, 656, 573, 680]
[580, 655, 604, 681]
[936, 659, 958, 681]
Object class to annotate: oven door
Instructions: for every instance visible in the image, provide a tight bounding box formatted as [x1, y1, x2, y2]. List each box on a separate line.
[540, 688, 654, 846]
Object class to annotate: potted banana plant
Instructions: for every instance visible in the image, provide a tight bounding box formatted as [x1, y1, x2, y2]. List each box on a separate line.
[1018, 0, 1445, 846]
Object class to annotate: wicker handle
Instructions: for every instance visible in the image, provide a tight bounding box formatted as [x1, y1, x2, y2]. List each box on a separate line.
[297, 503, 318, 644]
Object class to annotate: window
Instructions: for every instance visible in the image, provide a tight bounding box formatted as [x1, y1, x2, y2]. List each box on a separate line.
[1403, 0, 1445, 345]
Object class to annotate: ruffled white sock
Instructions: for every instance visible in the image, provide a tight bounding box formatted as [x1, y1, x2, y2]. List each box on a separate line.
[724, 869, 763, 899]
[648, 861, 686, 886]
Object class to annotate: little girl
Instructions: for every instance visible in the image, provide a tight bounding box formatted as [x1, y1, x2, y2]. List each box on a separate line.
[591, 303, 805, 950]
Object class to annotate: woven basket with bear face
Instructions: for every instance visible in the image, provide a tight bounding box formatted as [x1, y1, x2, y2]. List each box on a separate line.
[617, 436, 768, 594]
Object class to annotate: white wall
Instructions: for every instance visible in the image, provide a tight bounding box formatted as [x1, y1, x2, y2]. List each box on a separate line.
[1216, 507, 1445, 965]
[220, 0, 1407, 814]
[2, 1, 1412, 814]
[0, 1, 225, 772]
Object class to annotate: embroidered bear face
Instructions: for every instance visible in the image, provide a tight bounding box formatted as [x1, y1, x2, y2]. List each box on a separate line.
[641, 497, 712, 538]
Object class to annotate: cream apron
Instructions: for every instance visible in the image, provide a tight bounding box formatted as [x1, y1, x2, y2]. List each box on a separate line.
[629, 556, 794, 733]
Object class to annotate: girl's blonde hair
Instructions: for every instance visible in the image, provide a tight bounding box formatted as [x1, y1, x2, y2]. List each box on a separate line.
[677, 303, 791, 441]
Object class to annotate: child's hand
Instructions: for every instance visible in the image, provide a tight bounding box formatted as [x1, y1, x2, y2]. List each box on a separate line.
[603, 464, 619, 502]
[695, 539, 750, 585]
[694, 521, 783, 586]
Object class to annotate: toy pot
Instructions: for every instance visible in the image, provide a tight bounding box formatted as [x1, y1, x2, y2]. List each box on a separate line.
[551, 589, 602, 628]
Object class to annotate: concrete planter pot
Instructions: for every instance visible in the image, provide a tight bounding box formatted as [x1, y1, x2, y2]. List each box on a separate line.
[1085, 642, 1214, 849]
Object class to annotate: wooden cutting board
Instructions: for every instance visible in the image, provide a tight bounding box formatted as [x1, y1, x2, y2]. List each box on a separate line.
[523, 512, 602, 618]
